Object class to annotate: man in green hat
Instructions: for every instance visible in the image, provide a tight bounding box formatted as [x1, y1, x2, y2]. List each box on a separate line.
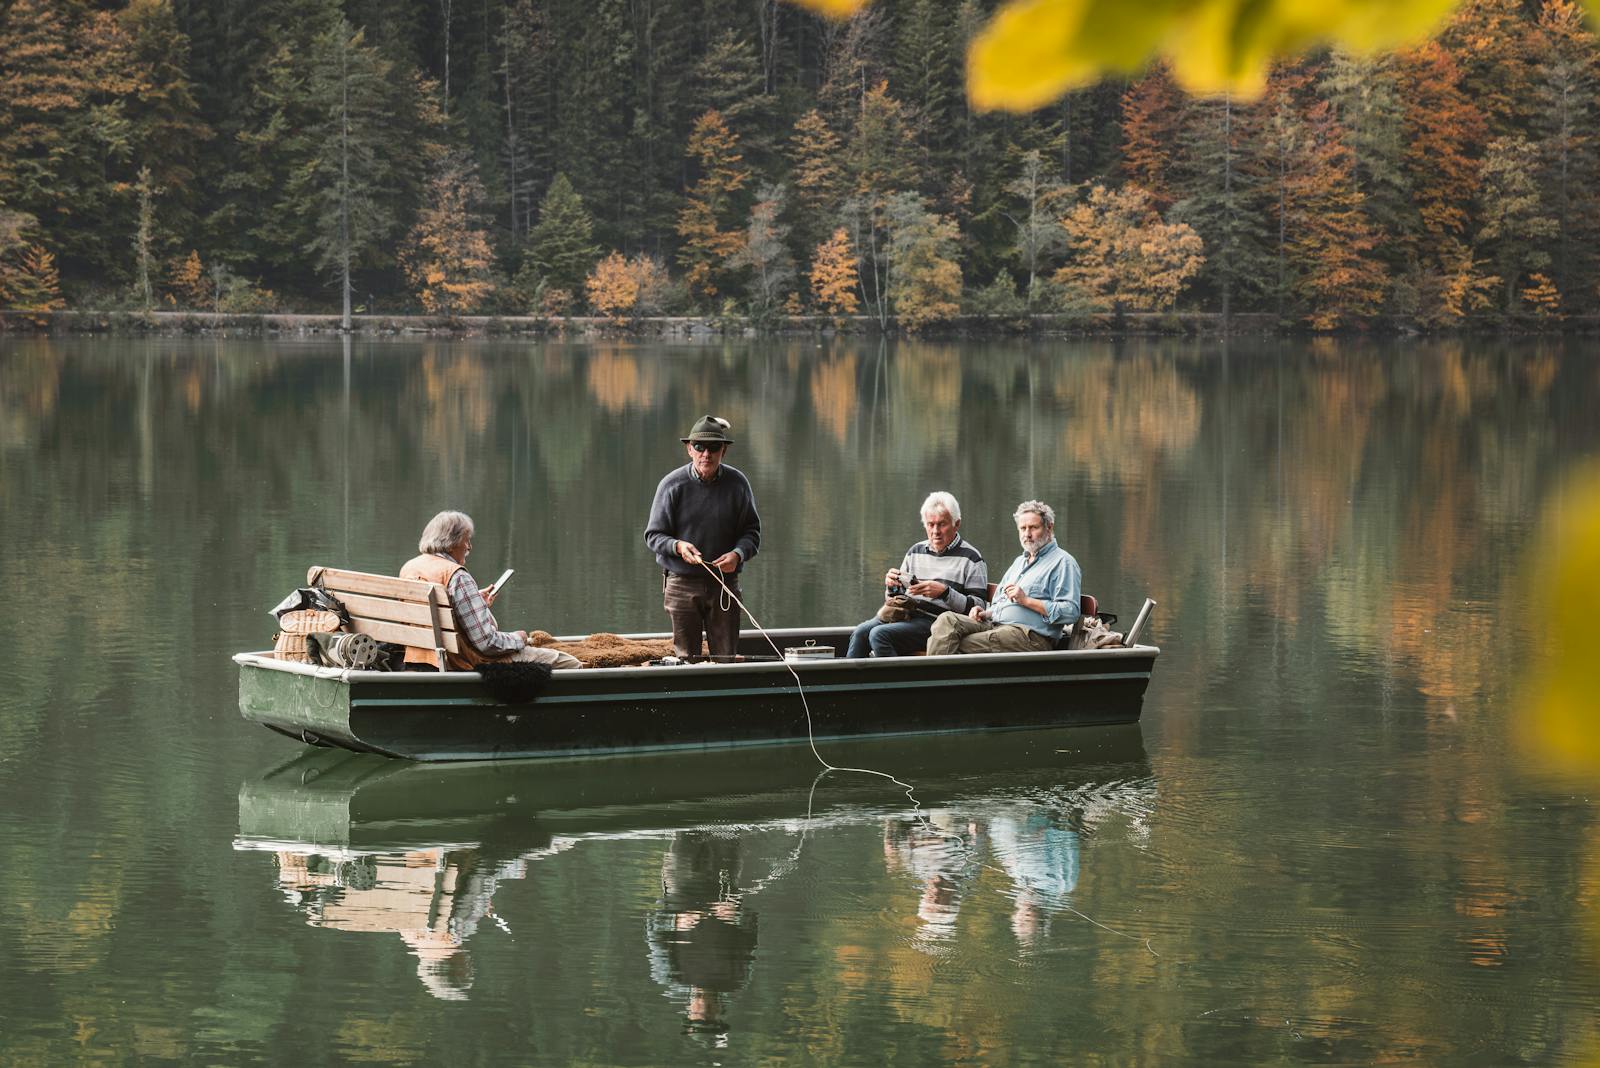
[644, 415, 762, 659]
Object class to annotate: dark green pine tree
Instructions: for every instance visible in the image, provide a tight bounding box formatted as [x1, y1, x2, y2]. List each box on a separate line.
[521, 173, 601, 297]
[891, 0, 959, 185]
[209, 0, 344, 286]
[627, 0, 696, 253]
[1321, 51, 1414, 282]
[693, 29, 775, 175]
[1170, 92, 1271, 319]
[550, 0, 634, 250]
[295, 20, 405, 326]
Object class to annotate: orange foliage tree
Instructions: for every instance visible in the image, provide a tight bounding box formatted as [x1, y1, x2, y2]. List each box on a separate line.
[585, 252, 638, 318]
[1054, 184, 1204, 312]
[2, 243, 66, 318]
[402, 160, 496, 315]
[810, 227, 860, 318]
[167, 249, 208, 308]
[1120, 62, 1184, 211]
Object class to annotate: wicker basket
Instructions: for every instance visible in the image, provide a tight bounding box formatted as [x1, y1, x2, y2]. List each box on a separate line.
[272, 609, 343, 663]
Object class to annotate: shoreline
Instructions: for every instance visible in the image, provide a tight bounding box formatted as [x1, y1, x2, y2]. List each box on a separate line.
[2, 309, 1595, 338]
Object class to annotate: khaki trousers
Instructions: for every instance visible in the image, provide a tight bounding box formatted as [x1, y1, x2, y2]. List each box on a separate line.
[926, 612, 1053, 655]
[506, 644, 583, 670]
[664, 571, 742, 658]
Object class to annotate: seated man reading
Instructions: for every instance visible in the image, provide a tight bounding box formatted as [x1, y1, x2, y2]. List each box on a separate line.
[926, 500, 1080, 655]
[400, 510, 580, 671]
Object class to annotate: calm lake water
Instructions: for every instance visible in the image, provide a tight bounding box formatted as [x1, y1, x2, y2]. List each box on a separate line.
[0, 335, 1596, 1065]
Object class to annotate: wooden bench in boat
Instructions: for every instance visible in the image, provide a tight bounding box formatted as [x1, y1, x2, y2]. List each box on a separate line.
[306, 565, 459, 671]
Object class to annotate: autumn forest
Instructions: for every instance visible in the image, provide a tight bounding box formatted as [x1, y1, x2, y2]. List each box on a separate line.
[0, 0, 1596, 329]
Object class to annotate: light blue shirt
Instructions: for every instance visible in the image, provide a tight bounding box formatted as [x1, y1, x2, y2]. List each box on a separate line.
[989, 539, 1081, 640]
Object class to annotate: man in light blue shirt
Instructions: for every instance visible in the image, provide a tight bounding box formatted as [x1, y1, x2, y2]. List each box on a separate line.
[926, 500, 1081, 655]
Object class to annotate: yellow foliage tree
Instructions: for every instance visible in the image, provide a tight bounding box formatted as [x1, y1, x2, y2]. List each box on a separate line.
[1, 243, 65, 319]
[810, 227, 860, 318]
[586, 252, 639, 319]
[168, 250, 209, 309]
[1520, 272, 1562, 318]
[1054, 184, 1204, 312]
[676, 110, 749, 304]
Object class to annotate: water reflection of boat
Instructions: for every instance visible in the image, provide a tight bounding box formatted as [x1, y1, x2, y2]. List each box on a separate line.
[234, 623, 1159, 761]
[235, 726, 1153, 1004]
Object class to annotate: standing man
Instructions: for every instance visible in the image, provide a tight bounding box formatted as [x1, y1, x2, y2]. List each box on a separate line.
[644, 415, 762, 659]
[846, 491, 987, 657]
[926, 500, 1080, 655]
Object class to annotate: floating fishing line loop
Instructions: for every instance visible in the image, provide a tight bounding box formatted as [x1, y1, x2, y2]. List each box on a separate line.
[695, 561, 1158, 958]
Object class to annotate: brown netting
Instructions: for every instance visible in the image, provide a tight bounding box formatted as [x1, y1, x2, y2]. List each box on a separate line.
[527, 630, 676, 668]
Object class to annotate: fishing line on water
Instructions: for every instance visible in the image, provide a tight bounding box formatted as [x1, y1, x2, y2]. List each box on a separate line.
[696, 561, 1158, 957]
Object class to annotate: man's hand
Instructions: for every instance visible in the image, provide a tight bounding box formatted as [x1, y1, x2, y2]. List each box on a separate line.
[676, 540, 704, 565]
[483, 586, 498, 607]
[968, 605, 987, 621]
[710, 551, 741, 574]
[884, 567, 903, 589]
[1002, 583, 1035, 611]
[513, 629, 529, 645]
[908, 579, 946, 599]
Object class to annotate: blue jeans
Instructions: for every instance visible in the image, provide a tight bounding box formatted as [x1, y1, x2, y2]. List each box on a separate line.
[846, 614, 935, 658]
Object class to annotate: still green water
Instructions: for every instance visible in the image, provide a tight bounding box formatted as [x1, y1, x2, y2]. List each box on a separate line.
[0, 336, 1595, 1065]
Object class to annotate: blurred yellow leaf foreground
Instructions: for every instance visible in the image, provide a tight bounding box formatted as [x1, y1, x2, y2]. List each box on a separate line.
[1525, 467, 1600, 780]
[789, 0, 1600, 105]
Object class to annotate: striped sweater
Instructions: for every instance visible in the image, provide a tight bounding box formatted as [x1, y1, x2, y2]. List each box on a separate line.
[897, 535, 989, 615]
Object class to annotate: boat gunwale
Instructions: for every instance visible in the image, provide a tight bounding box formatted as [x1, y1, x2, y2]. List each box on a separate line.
[232, 633, 1160, 685]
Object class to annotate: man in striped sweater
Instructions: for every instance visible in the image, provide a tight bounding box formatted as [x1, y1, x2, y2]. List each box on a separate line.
[846, 492, 988, 658]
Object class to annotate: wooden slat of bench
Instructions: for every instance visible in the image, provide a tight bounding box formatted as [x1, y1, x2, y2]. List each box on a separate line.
[350, 615, 463, 654]
[308, 566, 444, 604]
[334, 590, 458, 633]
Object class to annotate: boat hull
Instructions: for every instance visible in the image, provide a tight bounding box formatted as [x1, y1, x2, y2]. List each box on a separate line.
[236, 626, 1158, 762]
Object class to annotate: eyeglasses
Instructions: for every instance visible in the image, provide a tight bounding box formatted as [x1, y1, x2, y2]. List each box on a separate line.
[690, 441, 725, 453]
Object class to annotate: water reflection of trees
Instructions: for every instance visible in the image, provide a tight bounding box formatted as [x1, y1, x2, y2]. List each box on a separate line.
[4, 337, 1600, 1062]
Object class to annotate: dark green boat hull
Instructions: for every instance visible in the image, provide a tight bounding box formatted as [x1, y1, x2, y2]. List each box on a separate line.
[236, 626, 1158, 762]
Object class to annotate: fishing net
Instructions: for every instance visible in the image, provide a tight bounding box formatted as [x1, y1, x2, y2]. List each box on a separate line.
[526, 631, 676, 668]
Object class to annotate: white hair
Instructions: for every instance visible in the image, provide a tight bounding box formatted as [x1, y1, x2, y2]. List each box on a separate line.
[921, 491, 961, 525]
[1013, 499, 1055, 528]
[418, 510, 474, 554]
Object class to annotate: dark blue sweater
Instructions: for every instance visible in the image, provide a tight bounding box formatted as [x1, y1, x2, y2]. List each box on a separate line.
[644, 464, 762, 576]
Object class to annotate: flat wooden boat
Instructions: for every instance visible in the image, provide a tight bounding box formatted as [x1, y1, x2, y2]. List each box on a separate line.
[235, 624, 1160, 762]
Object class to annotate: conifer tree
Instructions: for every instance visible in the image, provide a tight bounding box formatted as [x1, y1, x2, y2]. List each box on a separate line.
[1120, 62, 1184, 211]
[846, 81, 920, 200]
[676, 110, 750, 304]
[885, 192, 961, 331]
[1171, 89, 1269, 321]
[788, 109, 844, 256]
[0, 0, 93, 260]
[729, 183, 795, 319]
[2, 243, 66, 317]
[1476, 135, 1559, 314]
[523, 173, 600, 297]
[892, 0, 959, 175]
[1532, 0, 1600, 310]
[119, 0, 211, 247]
[1396, 42, 1488, 321]
[1321, 51, 1412, 261]
[694, 30, 773, 170]
[298, 20, 402, 327]
[1441, 0, 1541, 136]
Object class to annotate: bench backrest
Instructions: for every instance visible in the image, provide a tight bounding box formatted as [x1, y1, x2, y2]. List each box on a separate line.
[307, 566, 461, 668]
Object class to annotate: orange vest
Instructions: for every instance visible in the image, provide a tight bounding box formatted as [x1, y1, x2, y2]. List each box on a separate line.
[399, 553, 486, 670]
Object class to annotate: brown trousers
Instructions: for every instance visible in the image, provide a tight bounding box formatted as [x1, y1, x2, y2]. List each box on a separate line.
[663, 571, 742, 658]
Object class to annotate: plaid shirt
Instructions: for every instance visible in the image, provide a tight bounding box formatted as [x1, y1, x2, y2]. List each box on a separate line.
[443, 561, 523, 657]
